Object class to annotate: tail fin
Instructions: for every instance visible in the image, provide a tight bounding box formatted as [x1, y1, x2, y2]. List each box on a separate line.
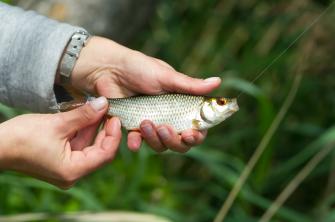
[51, 84, 91, 112]
[50, 100, 86, 112]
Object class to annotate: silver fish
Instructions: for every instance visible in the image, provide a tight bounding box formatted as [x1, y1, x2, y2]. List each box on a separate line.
[57, 94, 239, 132]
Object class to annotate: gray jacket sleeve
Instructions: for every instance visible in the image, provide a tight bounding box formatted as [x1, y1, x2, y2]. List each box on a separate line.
[0, 2, 85, 112]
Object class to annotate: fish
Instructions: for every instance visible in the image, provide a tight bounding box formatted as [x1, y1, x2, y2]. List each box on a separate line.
[56, 94, 239, 132]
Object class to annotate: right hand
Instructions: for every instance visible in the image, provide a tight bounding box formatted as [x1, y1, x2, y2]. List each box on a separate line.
[67, 36, 221, 153]
[0, 97, 121, 189]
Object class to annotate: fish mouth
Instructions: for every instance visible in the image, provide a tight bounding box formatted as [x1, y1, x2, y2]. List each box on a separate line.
[229, 98, 239, 112]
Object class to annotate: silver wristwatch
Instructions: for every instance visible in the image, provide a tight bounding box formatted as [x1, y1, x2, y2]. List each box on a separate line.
[59, 30, 91, 84]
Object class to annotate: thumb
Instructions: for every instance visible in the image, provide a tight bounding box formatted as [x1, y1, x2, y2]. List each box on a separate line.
[161, 70, 221, 95]
[59, 97, 108, 135]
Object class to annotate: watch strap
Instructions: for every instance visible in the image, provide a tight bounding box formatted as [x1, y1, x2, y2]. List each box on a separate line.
[59, 30, 90, 84]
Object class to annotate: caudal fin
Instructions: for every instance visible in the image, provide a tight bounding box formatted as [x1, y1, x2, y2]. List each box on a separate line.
[50, 100, 86, 112]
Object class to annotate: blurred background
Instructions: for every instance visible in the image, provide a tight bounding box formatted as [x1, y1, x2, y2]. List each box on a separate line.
[1, 0, 335, 221]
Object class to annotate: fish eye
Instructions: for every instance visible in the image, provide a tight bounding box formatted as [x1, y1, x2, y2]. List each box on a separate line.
[216, 98, 227, 106]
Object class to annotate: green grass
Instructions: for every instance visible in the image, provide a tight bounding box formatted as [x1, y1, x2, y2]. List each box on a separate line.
[1, 0, 335, 221]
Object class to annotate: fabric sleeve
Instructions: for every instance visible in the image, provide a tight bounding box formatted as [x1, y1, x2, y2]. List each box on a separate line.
[0, 2, 86, 112]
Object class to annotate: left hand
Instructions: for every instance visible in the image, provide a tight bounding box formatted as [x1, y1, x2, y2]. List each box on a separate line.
[56, 36, 221, 153]
[0, 97, 121, 189]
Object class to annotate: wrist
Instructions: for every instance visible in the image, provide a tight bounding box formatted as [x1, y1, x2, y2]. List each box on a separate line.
[56, 30, 91, 86]
[0, 119, 26, 171]
[70, 36, 130, 92]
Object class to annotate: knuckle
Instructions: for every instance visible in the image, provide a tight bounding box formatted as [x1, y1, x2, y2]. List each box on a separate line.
[131, 50, 145, 58]
[147, 140, 166, 153]
[53, 114, 68, 132]
[155, 146, 167, 153]
[78, 105, 95, 122]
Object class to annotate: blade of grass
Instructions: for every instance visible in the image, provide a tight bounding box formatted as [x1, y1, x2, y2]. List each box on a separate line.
[243, 188, 311, 222]
[213, 33, 314, 221]
[220, 75, 264, 98]
[270, 127, 335, 180]
[214, 72, 302, 222]
[259, 141, 335, 222]
[214, 20, 319, 219]
[0, 174, 103, 210]
[190, 148, 310, 222]
[0, 103, 20, 119]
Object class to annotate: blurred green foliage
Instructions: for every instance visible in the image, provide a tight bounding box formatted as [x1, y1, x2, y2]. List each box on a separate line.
[1, 0, 335, 222]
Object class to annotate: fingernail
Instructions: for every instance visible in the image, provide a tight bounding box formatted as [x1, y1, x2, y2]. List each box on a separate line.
[184, 136, 195, 144]
[89, 97, 107, 111]
[157, 127, 170, 141]
[142, 123, 153, 136]
[204, 77, 221, 83]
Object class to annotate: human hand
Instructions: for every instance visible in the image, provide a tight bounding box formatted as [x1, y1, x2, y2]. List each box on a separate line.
[58, 36, 221, 152]
[0, 97, 121, 189]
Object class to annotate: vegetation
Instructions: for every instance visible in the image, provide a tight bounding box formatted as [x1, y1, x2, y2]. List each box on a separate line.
[1, 0, 335, 221]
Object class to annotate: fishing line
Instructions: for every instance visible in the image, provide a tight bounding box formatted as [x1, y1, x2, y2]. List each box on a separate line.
[236, 1, 335, 98]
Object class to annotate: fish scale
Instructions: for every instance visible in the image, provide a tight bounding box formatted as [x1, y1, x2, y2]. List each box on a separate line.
[107, 94, 204, 132]
[55, 93, 238, 132]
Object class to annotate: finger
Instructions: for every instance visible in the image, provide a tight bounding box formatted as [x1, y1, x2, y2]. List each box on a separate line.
[69, 117, 122, 177]
[98, 117, 122, 151]
[156, 125, 191, 153]
[181, 129, 207, 147]
[59, 97, 108, 135]
[160, 71, 221, 95]
[140, 120, 167, 153]
[127, 131, 143, 152]
[196, 130, 207, 144]
[70, 120, 102, 151]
